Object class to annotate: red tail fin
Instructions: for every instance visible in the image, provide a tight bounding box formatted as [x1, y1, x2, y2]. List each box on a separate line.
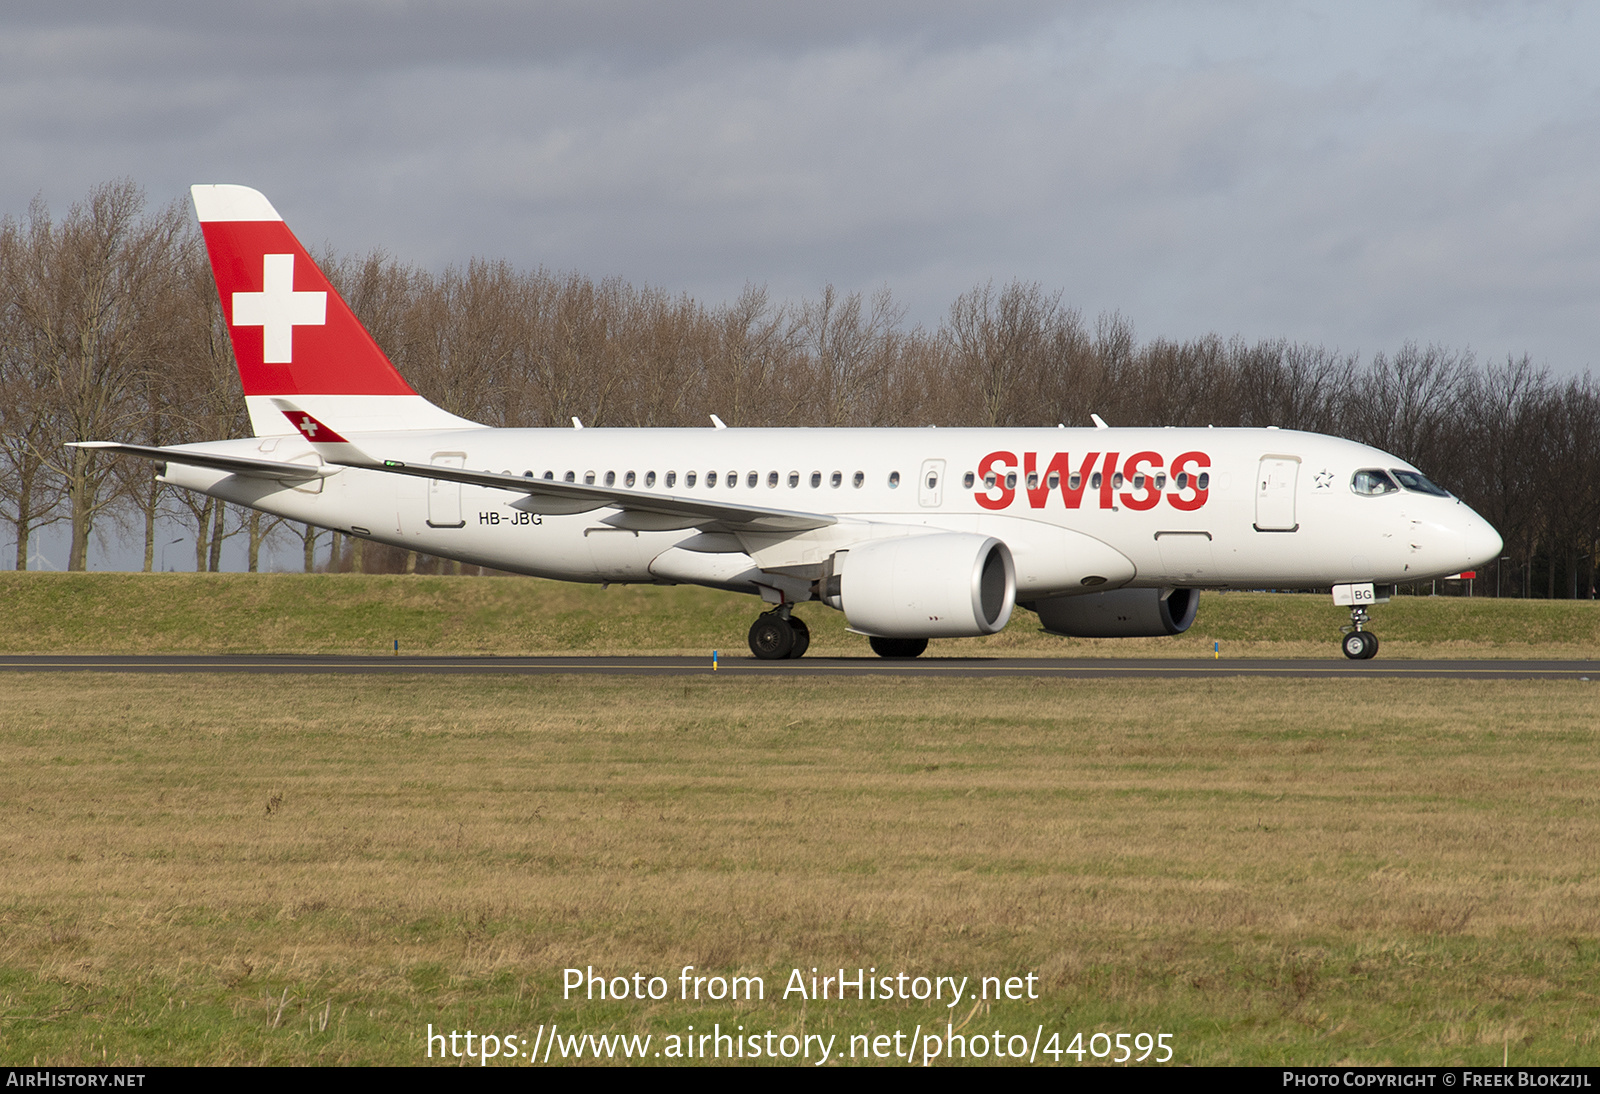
[191, 185, 477, 435]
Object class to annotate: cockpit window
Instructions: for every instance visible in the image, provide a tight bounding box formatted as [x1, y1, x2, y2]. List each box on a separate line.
[1391, 469, 1451, 497]
[1351, 469, 1399, 496]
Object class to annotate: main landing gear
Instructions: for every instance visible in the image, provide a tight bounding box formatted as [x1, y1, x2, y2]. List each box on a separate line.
[748, 607, 810, 660]
[1340, 605, 1380, 660]
[868, 636, 929, 659]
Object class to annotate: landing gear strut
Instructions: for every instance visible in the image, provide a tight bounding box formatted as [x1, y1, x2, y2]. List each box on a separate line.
[748, 607, 810, 660]
[1340, 605, 1380, 660]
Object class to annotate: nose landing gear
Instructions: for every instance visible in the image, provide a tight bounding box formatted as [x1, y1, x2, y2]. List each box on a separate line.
[748, 607, 810, 660]
[1340, 605, 1380, 660]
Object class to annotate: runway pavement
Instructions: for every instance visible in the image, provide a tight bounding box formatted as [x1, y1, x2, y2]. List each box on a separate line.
[0, 654, 1595, 679]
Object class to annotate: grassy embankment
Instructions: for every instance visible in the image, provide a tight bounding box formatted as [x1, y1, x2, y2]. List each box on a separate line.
[1, 674, 1597, 1065]
[1, 572, 1596, 657]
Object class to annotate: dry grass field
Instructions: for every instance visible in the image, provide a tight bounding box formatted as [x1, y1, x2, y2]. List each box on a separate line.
[2, 672, 1597, 1066]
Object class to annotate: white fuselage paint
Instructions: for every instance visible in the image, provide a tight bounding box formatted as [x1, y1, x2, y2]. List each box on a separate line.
[159, 425, 1501, 599]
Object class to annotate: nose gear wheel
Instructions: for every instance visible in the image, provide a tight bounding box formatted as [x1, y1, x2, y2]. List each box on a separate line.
[1339, 605, 1379, 659]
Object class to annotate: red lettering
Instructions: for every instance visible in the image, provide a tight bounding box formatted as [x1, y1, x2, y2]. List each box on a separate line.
[1061, 452, 1098, 508]
[1024, 451, 1096, 509]
[985, 449, 1209, 511]
[1098, 452, 1121, 508]
[1167, 451, 1211, 511]
[1119, 451, 1163, 511]
[975, 451, 1016, 511]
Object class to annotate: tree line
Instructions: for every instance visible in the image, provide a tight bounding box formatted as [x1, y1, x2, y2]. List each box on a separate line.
[2, 181, 1595, 597]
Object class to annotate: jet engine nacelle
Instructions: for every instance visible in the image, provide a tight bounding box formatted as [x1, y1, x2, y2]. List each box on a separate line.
[828, 533, 1016, 638]
[1028, 587, 1198, 638]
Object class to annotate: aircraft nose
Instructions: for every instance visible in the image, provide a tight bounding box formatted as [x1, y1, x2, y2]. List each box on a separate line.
[1457, 509, 1503, 570]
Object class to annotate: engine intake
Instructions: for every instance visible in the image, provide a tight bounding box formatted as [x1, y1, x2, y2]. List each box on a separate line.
[1029, 587, 1198, 638]
[829, 533, 1016, 638]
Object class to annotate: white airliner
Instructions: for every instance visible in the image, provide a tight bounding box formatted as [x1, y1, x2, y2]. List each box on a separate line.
[79, 185, 1503, 660]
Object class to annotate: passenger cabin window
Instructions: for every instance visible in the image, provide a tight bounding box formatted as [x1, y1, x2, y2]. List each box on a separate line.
[853, 471, 865, 488]
[624, 470, 636, 487]
[1351, 469, 1399, 496]
[664, 471, 674, 488]
[564, 470, 576, 483]
[728, 470, 739, 488]
[542, 471, 554, 480]
[831, 471, 843, 488]
[685, 471, 696, 487]
[810, 471, 822, 488]
[889, 471, 901, 488]
[604, 471, 616, 486]
[963, 471, 975, 489]
[644, 471, 655, 487]
[788, 471, 800, 488]
[1004, 472, 1017, 490]
[747, 471, 758, 488]
[1047, 471, 1059, 490]
[1026, 472, 1039, 490]
[706, 471, 717, 487]
[1391, 469, 1450, 497]
[584, 471, 596, 485]
[768, 471, 779, 488]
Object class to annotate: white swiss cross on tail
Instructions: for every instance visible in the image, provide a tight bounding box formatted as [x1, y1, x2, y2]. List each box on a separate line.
[231, 254, 327, 364]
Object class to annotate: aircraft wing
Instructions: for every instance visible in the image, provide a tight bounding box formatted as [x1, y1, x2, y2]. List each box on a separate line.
[67, 442, 336, 481]
[363, 458, 837, 533]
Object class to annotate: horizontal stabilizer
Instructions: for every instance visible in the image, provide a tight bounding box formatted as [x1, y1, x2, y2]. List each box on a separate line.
[68, 442, 335, 481]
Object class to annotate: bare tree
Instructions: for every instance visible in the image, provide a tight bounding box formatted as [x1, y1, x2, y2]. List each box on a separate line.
[1350, 342, 1473, 479]
[1234, 341, 1356, 434]
[799, 284, 904, 426]
[944, 280, 1068, 427]
[7, 182, 190, 569]
[0, 214, 64, 567]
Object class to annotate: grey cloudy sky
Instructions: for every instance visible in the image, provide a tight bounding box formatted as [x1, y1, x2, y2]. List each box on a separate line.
[4, 0, 1600, 375]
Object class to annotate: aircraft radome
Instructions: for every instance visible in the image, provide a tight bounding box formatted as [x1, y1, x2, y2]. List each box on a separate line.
[76, 185, 1504, 661]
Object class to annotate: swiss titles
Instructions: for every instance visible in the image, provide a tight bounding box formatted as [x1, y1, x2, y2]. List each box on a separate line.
[973, 451, 1210, 512]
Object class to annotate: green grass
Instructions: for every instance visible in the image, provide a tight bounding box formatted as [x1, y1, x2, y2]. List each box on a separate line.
[2, 674, 1598, 1065]
[1, 572, 1596, 658]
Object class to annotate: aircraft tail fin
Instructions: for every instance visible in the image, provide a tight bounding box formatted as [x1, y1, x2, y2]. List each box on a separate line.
[191, 184, 480, 437]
